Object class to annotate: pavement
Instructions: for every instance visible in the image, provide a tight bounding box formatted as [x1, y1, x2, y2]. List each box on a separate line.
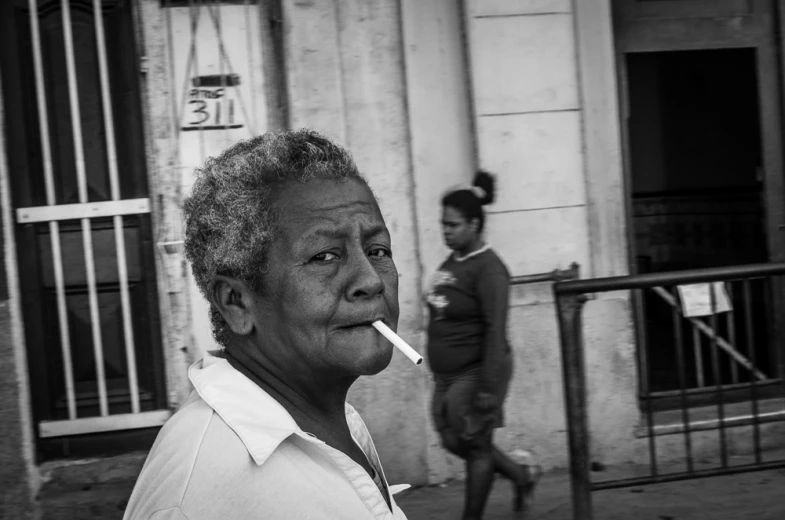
[33, 452, 785, 519]
[396, 467, 785, 519]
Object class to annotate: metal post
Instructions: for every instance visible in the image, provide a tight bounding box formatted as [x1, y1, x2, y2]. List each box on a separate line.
[671, 287, 694, 473]
[555, 292, 593, 520]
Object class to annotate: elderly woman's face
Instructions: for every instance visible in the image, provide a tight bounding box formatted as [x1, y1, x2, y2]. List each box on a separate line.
[254, 177, 399, 377]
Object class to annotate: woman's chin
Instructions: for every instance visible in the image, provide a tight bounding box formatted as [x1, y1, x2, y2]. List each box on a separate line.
[357, 344, 395, 376]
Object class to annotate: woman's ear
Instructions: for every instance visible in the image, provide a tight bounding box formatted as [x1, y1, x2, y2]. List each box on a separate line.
[212, 276, 255, 336]
[470, 218, 481, 234]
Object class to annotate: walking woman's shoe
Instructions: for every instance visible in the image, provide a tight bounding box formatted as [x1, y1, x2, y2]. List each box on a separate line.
[513, 463, 542, 512]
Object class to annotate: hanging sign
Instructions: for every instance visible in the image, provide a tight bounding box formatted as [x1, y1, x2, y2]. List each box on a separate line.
[181, 74, 244, 132]
[677, 282, 732, 318]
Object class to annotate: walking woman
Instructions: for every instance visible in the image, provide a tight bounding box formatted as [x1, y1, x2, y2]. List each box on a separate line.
[424, 171, 541, 520]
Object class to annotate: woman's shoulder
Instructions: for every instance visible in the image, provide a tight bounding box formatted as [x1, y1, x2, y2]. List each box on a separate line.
[476, 247, 510, 276]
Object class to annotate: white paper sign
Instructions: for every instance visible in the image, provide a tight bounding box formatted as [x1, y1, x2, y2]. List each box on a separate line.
[677, 282, 732, 317]
[181, 75, 244, 132]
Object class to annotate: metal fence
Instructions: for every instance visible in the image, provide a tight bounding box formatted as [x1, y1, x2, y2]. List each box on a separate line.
[510, 262, 580, 287]
[14, 0, 169, 437]
[553, 262, 785, 520]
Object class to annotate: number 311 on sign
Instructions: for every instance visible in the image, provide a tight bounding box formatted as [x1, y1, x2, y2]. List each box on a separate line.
[181, 74, 244, 132]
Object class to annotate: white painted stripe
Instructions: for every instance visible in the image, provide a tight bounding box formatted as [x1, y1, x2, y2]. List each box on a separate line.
[29, 0, 77, 419]
[38, 410, 172, 438]
[16, 198, 151, 223]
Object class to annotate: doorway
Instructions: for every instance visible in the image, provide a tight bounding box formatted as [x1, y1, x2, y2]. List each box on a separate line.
[627, 48, 779, 395]
[0, 0, 170, 459]
[613, 0, 785, 402]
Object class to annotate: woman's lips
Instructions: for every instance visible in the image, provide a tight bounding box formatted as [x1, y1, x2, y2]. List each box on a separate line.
[336, 317, 388, 330]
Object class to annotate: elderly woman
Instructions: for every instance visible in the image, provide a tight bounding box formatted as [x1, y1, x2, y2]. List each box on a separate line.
[123, 130, 408, 519]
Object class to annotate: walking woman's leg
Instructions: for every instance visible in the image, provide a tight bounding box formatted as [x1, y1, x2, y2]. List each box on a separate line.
[491, 445, 520, 480]
[462, 432, 495, 520]
[491, 445, 542, 510]
[439, 427, 467, 458]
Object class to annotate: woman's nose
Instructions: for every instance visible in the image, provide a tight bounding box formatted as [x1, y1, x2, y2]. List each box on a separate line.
[346, 252, 385, 300]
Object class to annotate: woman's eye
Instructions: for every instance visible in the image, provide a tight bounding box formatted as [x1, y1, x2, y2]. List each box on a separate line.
[312, 252, 339, 263]
[369, 247, 392, 259]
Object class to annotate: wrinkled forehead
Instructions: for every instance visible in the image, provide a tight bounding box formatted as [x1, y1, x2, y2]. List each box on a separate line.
[272, 177, 387, 235]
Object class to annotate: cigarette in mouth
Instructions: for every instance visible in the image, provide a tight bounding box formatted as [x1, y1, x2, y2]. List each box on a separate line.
[372, 321, 423, 366]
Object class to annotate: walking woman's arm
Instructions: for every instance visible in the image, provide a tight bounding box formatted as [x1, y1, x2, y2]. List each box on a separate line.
[476, 268, 511, 404]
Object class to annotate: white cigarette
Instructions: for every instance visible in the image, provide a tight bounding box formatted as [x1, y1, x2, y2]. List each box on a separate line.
[372, 321, 423, 366]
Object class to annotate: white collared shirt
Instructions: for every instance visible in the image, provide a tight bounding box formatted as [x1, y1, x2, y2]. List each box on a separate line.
[123, 352, 410, 520]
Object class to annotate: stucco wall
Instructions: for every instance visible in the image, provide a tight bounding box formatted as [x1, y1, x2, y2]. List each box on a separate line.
[0, 72, 39, 518]
[462, 0, 640, 469]
[0, 302, 37, 519]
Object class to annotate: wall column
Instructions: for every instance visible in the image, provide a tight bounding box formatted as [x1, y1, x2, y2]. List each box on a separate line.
[0, 70, 40, 520]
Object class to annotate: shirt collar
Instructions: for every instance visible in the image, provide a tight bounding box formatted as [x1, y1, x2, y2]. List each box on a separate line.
[188, 351, 318, 466]
[452, 243, 491, 262]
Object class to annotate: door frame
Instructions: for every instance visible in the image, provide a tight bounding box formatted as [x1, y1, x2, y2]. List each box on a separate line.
[611, 0, 785, 400]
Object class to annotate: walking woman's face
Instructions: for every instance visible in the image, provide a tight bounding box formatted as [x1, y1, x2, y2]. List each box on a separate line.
[441, 205, 477, 252]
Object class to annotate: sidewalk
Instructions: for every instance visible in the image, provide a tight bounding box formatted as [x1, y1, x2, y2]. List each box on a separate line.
[396, 467, 785, 519]
[36, 452, 785, 519]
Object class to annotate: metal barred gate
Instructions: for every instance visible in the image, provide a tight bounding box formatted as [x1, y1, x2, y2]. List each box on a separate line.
[0, 0, 170, 449]
[554, 263, 785, 520]
[1, 0, 276, 455]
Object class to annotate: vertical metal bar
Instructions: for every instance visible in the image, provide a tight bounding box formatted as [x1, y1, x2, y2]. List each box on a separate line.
[92, 0, 140, 414]
[692, 327, 704, 387]
[636, 289, 658, 477]
[709, 283, 728, 467]
[28, 0, 77, 420]
[62, 0, 109, 416]
[555, 292, 593, 520]
[671, 287, 694, 473]
[743, 280, 762, 464]
[726, 284, 738, 384]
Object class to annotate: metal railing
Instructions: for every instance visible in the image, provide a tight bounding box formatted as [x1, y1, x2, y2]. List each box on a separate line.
[510, 262, 580, 286]
[553, 262, 785, 520]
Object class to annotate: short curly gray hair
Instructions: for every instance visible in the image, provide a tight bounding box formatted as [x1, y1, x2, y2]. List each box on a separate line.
[183, 129, 366, 346]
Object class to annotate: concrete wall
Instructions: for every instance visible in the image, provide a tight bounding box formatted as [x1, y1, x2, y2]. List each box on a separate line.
[0, 72, 39, 519]
[462, 0, 639, 469]
[400, 0, 477, 483]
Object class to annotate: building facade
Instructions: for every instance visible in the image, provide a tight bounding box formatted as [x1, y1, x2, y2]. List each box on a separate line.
[2, 0, 783, 516]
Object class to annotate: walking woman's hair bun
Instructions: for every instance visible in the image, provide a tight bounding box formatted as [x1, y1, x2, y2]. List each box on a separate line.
[441, 170, 497, 233]
[472, 170, 495, 206]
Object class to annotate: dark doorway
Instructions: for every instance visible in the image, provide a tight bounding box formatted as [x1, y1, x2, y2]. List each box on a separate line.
[626, 48, 778, 395]
[629, 49, 767, 272]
